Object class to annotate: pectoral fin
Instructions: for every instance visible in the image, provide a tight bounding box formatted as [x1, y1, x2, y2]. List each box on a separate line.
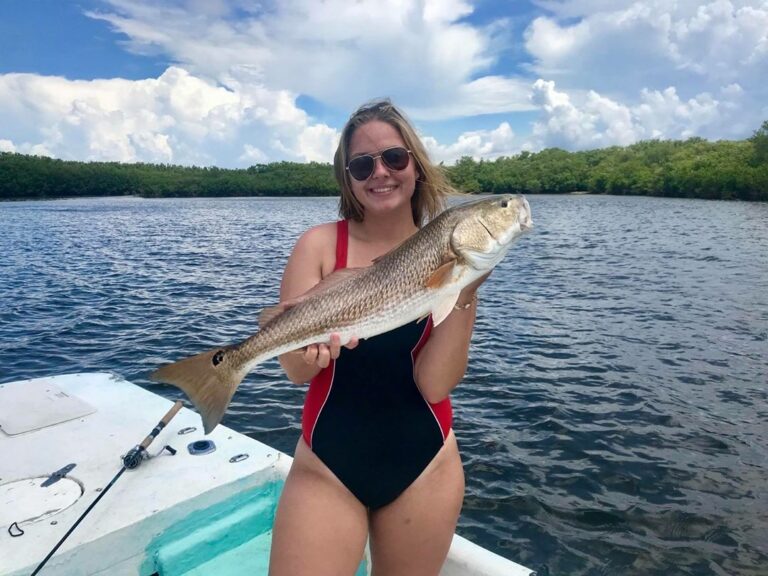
[431, 292, 461, 326]
[425, 260, 457, 289]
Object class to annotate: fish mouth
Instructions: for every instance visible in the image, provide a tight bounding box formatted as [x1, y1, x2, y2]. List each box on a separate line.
[519, 198, 533, 231]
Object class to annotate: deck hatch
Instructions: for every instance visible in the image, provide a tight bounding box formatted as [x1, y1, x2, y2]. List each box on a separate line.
[0, 378, 96, 435]
[0, 476, 83, 527]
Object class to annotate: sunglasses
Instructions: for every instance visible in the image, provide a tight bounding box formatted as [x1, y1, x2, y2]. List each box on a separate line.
[346, 146, 412, 181]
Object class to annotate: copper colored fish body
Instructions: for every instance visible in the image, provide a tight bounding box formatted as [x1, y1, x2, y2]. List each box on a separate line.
[151, 194, 533, 433]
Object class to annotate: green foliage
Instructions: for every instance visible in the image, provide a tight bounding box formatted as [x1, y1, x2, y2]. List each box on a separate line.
[442, 129, 768, 201]
[749, 120, 768, 165]
[1, 122, 766, 201]
[0, 155, 337, 199]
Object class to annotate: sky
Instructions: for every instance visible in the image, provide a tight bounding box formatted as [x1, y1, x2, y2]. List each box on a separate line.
[0, 0, 766, 168]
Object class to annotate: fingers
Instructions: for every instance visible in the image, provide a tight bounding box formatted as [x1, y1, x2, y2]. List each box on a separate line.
[302, 343, 331, 368]
[302, 334, 351, 369]
[328, 333, 342, 359]
[302, 344, 319, 365]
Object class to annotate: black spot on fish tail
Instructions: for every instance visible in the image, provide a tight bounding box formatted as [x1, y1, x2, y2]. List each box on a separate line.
[212, 350, 225, 366]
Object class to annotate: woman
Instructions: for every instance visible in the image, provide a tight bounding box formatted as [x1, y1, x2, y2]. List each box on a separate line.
[269, 99, 488, 576]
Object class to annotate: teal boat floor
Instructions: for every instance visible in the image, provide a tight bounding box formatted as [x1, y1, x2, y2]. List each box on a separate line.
[175, 530, 367, 576]
[145, 480, 367, 576]
[179, 530, 272, 575]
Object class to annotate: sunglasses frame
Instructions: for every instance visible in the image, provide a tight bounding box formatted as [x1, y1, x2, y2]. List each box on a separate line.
[346, 146, 413, 181]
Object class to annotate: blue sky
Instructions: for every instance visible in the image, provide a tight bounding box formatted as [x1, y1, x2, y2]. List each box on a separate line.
[1, 0, 766, 168]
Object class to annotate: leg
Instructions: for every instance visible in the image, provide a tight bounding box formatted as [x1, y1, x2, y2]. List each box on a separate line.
[368, 431, 465, 576]
[270, 438, 369, 576]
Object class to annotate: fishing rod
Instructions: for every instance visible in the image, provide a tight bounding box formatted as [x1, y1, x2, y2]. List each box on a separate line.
[30, 400, 184, 576]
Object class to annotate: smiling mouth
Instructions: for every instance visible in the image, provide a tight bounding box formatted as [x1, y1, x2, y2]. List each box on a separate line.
[369, 185, 397, 193]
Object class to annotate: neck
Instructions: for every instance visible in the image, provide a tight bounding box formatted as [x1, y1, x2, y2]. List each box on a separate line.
[351, 205, 418, 244]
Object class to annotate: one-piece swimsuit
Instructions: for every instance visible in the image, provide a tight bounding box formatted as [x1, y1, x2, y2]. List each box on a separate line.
[301, 219, 453, 509]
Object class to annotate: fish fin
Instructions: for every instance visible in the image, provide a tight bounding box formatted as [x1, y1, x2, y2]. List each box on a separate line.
[260, 268, 366, 328]
[431, 292, 461, 326]
[425, 260, 457, 289]
[309, 268, 365, 292]
[258, 304, 291, 327]
[150, 347, 245, 434]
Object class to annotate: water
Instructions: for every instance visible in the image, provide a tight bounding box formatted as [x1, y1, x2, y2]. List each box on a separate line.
[1, 195, 766, 575]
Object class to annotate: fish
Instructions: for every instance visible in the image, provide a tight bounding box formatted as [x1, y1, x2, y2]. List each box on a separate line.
[151, 194, 533, 433]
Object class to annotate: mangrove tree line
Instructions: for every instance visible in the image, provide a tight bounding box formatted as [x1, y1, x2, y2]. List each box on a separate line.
[1, 121, 766, 201]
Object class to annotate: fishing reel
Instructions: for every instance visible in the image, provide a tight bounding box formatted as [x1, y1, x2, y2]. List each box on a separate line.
[122, 443, 177, 469]
[122, 445, 148, 469]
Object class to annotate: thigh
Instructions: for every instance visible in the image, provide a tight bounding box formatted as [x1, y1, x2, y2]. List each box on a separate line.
[269, 438, 369, 576]
[368, 432, 465, 576]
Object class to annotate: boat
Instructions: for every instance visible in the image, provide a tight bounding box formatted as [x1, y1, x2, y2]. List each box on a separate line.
[0, 373, 534, 576]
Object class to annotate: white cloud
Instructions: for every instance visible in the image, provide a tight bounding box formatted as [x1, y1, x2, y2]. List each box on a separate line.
[0, 0, 539, 167]
[238, 144, 268, 164]
[408, 76, 535, 121]
[524, 14, 590, 64]
[297, 124, 340, 163]
[86, 0, 531, 117]
[527, 78, 748, 150]
[523, 1, 767, 147]
[526, 1, 768, 95]
[0, 67, 340, 167]
[1, 0, 765, 168]
[423, 122, 517, 164]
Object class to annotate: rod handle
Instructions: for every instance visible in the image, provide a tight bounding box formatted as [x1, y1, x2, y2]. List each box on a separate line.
[139, 400, 183, 450]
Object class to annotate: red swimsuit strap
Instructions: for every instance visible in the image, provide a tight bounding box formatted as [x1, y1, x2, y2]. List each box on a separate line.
[335, 219, 348, 271]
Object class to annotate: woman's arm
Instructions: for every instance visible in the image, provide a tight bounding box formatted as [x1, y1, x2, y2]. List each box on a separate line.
[413, 273, 490, 403]
[277, 224, 357, 384]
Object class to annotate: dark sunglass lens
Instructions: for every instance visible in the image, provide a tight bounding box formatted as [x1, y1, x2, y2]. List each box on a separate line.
[382, 148, 409, 170]
[348, 156, 374, 180]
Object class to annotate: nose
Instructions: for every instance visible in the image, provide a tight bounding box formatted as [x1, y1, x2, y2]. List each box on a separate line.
[370, 156, 390, 178]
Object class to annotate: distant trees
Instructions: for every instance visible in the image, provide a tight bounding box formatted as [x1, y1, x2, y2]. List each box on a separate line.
[0, 156, 338, 199]
[444, 136, 766, 201]
[1, 123, 766, 201]
[749, 120, 768, 165]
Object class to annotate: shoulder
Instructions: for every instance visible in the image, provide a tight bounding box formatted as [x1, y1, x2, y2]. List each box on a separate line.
[296, 221, 338, 247]
[282, 221, 339, 299]
[291, 221, 338, 259]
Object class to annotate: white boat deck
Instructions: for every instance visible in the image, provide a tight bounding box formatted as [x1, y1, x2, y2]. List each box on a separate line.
[0, 373, 532, 576]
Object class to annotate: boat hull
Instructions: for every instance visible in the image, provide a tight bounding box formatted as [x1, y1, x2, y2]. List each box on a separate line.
[0, 373, 532, 576]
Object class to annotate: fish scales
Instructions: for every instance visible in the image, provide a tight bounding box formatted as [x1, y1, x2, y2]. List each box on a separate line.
[233, 213, 453, 366]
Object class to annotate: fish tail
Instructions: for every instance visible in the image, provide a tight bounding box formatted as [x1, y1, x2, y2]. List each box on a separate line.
[150, 347, 246, 434]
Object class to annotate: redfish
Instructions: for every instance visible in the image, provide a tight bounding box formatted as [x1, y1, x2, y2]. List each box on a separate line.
[151, 194, 533, 433]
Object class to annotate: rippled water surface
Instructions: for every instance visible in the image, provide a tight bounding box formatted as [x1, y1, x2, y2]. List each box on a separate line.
[1, 195, 766, 575]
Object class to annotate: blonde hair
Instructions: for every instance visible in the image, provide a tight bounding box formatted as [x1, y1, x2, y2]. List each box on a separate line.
[334, 99, 457, 226]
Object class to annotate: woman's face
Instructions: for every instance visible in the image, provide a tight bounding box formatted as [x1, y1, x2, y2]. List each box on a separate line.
[347, 120, 418, 220]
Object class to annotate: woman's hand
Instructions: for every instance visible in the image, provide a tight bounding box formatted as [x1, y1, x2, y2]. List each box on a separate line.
[301, 333, 359, 369]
